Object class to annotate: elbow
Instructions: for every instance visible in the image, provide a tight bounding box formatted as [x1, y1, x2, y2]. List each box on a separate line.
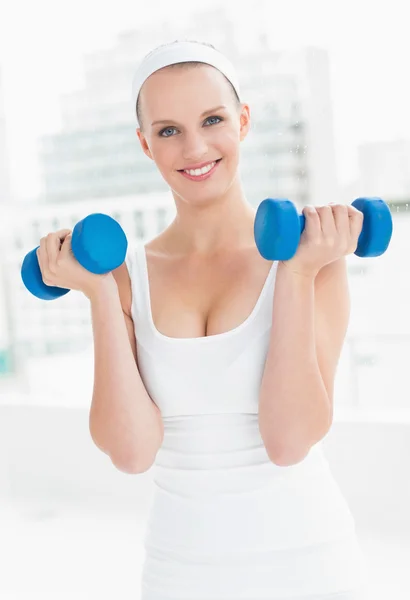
[110, 451, 154, 474]
[266, 442, 311, 467]
[266, 424, 331, 466]
[265, 421, 331, 466]
[110, 440, 161, 474]
[89, 436, 148, 474]
[264, 413, 332, 468]
[259, 422, 312, 467]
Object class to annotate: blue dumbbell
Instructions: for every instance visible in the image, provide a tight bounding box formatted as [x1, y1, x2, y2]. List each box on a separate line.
[21, 213, 128, 300]
[254, 197, 393, 261]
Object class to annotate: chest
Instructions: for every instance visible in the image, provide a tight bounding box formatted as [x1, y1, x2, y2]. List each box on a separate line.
[145, 250, 274, 339]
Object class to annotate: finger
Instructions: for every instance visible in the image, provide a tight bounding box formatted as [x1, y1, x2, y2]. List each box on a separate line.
[59, 232, 74, 261]
[56, 228, 73, 262]
[316, 205, 337, 236]
[37, 237, 48, 271]
[302, 205, 321, 239]
[55, 228, 72, 243]
[347, 205, 364, 245]
[45, 232, 66, 274]
[330, 203, 350, 237]
[36, 237, 53, 285]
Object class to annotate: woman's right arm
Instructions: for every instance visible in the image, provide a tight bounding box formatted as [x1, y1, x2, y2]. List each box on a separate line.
[88, 262, 164, 474]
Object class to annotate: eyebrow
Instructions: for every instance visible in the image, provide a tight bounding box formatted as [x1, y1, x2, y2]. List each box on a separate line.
[151, 105, 228, 127]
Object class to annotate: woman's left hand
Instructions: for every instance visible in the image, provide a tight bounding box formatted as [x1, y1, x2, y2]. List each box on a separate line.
[279, 202, 364, 279]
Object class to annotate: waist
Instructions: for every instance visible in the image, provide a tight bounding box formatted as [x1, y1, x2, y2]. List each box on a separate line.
[153, 413, 330, 495]
[146, 453, 358, 554]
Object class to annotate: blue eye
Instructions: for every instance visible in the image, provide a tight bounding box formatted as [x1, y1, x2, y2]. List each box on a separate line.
[206, 116, 222, 126]
[159, 127, 176, 138]
[159, 115, 223, 137]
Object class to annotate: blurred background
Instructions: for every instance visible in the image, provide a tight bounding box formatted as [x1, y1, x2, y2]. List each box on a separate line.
[0, 0, 409, 598]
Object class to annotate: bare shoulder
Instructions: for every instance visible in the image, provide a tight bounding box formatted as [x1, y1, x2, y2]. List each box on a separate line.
[144, 230, 174, 257]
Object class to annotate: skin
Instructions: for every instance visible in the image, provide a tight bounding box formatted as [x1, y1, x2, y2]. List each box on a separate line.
[35, 63, 364, 468]
[35, 62, 362, 345]
[136, 64, 254, 256]
[130, 64, 280, 338]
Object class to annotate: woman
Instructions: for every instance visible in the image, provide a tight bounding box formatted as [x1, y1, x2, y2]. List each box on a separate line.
[36, 40, 369, 599]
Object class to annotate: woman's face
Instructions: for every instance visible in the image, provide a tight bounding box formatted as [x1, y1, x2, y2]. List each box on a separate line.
[136, 64, 250, 205]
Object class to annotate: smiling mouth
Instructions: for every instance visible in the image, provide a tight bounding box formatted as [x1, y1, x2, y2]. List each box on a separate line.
[177, 158, 222, 173]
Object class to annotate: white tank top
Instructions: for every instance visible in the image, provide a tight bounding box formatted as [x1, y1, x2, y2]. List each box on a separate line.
[126, 239, 279, 418]
[124, 240, 367, 597]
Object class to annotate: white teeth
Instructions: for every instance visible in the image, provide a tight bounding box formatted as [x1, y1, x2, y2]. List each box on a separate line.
[184, 161, 216, 176]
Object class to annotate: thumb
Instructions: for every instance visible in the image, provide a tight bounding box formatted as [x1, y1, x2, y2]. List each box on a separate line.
[60, 232, 74, 259]
[55, 228, 72, 244]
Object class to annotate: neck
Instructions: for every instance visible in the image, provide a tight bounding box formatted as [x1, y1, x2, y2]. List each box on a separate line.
[166, 182, 256, 256]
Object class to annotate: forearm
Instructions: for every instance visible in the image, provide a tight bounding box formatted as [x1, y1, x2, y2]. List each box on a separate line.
[88, 280, 161, 472]
[258, 262, 331, 465]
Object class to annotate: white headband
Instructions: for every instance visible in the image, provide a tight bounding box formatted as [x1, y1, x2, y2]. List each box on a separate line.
[131, 41, 241, 126]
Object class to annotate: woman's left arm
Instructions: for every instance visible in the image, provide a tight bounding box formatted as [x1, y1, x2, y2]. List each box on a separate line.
[258, 256, 350, 466]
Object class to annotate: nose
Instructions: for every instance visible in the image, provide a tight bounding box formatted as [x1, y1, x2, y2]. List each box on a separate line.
[181, 131, 209, 164]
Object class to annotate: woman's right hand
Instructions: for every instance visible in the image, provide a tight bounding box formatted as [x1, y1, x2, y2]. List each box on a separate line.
[36, 229, 115, 299]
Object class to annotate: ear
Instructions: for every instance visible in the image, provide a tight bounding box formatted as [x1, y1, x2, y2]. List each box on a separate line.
[239, 103, 251, 142]
[136, 128, 154, 160]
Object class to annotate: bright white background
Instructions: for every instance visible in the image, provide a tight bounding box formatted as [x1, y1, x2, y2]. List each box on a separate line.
[1, 1, 409, 598]
[1, 0, 409, 200]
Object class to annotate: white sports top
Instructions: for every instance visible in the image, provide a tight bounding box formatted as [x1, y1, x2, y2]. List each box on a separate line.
[125, 241, 368, 599]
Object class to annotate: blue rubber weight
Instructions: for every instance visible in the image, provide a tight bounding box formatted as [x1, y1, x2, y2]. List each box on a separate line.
[351, 197, 393, 257]
[254, 199, 300, 261]
[21, 247, 71, 300]
[71, 213, 128, 274]
[21, 213, 128, 300]
[254, 197, 393, 261]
